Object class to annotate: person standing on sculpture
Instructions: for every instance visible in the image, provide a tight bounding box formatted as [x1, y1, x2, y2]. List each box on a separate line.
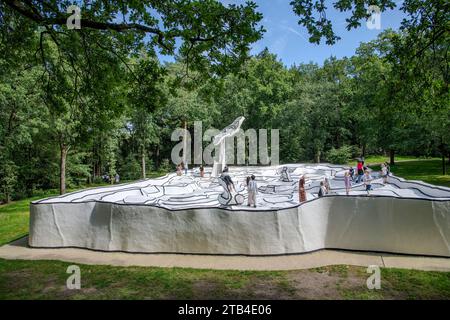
[356, 160, 364, 183]
[318, 181, 327, 197]
[385, 162, 391, 176]
[349, 167, 355, 181]
[221, 167, 235, 192]
[381, 163, 388, 184]
[344, 171, 351, 195]
[299, 176, 306, 202]
[247, 175, 258, 208]
[363, 170, 373, 195]
[324, 177, 331, 194]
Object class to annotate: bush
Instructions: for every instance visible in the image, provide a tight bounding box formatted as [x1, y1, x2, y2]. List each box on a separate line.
[0, 159, 17, 203]
[118, 154, 142, 181]
[327, 145, 352, 164]
[159, 158, 173, 172]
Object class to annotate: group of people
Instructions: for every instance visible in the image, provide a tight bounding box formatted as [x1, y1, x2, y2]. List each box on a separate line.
[176, 161, 189, 176]
[344, 161, 390, 195]
[175, 160, 391, 206]
[344, 169, 373, 195]
[176, 162, 207, 178]
[318, 177, 331, 197]
[219, 167, 258, 208]
[298, 175, 330, 201]
[102, 173, 120, 184]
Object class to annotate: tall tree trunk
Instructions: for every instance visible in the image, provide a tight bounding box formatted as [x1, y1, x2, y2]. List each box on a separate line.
[141, 146, 146, 179]
[60, 144, 68, 195]
[442, 153, 446, 175]
[155, 145, 160, 169]
[362, 143, 366, 157]
[439, 138, 446, 175]
[315, 150, 321, 163]
[389, 149, 395, 166]
[92, 145, 96, 181]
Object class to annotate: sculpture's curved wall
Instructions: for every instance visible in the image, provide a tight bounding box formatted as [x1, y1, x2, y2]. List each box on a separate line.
[29, 195, 450, 257]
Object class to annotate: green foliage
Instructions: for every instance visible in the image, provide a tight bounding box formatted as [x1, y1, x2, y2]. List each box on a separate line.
[118, 154, 142, 181]
[327, 146, 353, 164]
[0, 0, 264, 77]
[0, 158, 17, 203]
[159, 159, 173, 173]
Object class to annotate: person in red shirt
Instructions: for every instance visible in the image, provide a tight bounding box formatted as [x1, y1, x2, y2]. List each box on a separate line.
[356, 161, 364, 183]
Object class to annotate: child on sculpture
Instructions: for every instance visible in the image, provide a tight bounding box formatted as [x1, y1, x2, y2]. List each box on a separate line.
[381, 163, 388, 184]
[318, 181, 327, 197]
[221, 167, 235, 192]
[363, 170, 373, 194]
[324, 177, 331, 194]
[344, 171, 351, 195]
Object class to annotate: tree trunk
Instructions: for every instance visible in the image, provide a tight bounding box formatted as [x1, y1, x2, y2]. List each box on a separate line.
[315, 150, 321, 163]
[362, 144, 366, 157]
[389, 149, 395, 166]
[141, 146, 146, 179]
[60, 144, 68, 195]
[155, 145, 160, 169]
[92, 146, 97, 181]
[439, 138, 446, 175]
[442, 153, 446, 175]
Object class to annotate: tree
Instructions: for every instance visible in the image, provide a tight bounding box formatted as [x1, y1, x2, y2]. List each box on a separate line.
[1, 0, 264, 77]
[289, 0, 447, 48]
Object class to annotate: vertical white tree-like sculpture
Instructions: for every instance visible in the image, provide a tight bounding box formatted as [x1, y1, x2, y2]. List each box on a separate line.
[211, 116, 245, 177]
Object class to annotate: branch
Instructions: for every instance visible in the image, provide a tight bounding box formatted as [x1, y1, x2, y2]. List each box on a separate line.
[4, 0, 217, 52]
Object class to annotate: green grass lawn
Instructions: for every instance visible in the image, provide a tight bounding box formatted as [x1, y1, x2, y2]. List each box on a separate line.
[0, 259, 449, 299]
[346, 157, 449, 187]
[0, 162, 449, 300]
[348, 155, 426, 165]
[369, 159, 449, 187]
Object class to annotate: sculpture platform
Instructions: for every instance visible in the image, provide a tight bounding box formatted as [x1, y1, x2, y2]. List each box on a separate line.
[29, 164, 450, 256]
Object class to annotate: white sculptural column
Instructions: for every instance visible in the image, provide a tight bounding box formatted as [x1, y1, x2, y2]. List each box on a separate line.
[211, 116, 245, 177]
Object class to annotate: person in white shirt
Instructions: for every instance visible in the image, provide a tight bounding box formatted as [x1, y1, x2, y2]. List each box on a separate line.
[247, 175, 258, 208]
[381, 163, 388, 184]
[363, 170, 373, 195]
[318, 181, 327, 197]
[324, 177, 331, 194]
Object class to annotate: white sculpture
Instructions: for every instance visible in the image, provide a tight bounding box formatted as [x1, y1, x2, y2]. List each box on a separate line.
[211, 116, 245, 177]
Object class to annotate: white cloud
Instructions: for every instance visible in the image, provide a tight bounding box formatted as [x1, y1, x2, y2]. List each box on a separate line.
[280, 25, 308, 42]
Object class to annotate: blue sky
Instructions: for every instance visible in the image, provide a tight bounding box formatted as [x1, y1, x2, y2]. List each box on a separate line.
[159, 0, 407, 66]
